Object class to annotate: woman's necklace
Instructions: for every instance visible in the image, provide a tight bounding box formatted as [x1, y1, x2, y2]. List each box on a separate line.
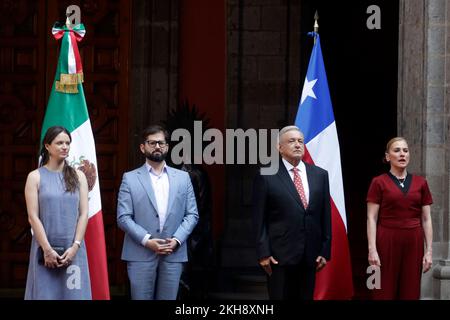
[391, 171, 407, 188]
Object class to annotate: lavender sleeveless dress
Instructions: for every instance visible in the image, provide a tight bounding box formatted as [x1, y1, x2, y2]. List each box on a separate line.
[24, 167, 91, 300]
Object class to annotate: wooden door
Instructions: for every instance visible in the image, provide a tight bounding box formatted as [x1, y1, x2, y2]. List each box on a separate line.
[0, 0, 130, 294]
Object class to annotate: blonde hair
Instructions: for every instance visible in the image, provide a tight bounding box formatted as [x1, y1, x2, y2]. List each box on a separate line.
[383, 136, 408, 164]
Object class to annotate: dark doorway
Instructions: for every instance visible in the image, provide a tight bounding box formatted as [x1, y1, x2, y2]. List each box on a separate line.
[300, 0, 399, 299]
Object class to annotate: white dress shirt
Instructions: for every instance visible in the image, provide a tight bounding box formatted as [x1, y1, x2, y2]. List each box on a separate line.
[282, 158, 310, 203]
[140, 162, 169, 245]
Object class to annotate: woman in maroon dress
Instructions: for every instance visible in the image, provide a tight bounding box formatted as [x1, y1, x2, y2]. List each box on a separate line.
[366, 137, 433, 299]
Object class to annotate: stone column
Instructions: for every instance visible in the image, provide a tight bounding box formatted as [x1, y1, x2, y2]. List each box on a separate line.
[398, 0, 450, 299]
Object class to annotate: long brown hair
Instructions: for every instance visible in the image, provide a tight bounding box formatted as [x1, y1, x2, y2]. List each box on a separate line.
[39, 126, 79, 192]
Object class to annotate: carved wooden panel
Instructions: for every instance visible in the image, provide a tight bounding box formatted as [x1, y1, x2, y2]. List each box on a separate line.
[0, 0, 46, 290]
[0, 0, 130, 292]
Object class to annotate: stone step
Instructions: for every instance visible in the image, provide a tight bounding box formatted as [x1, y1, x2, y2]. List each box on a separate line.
[233, 274, 267, 293]
[206, 267, 268, 299]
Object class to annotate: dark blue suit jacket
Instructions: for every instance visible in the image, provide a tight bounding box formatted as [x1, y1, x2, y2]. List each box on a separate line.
[252, 159, 332, 266]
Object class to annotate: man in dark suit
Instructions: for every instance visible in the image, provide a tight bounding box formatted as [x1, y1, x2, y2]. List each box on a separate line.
[252, 125, 331, 300]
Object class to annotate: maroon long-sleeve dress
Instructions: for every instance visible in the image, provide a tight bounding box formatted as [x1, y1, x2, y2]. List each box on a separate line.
[366, 173, 432, 299]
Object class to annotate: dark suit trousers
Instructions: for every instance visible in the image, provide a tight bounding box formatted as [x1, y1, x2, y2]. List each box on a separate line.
[267, 261, 316, 300]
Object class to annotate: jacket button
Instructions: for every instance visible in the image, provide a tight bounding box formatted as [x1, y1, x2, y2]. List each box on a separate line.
[156, 229, 160, 233]
[156, 214, 159, 218]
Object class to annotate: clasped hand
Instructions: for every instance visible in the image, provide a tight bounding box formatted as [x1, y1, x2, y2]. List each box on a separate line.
[44, 246, 77, 268]
[146, 238, 178, 255]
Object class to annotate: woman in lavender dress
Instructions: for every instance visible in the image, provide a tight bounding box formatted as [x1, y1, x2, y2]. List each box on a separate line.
[24, 126, 91, 299]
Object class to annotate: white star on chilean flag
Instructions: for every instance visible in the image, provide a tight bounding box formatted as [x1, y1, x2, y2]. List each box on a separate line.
[300, 77, 318, 105]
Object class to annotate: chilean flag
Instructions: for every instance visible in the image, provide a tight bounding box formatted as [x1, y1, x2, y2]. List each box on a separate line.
[295, 32, 353, 299]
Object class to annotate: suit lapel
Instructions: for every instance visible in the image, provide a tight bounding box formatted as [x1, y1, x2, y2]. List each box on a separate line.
[277, 160, 304, 208]
[136, 164, 159, 212]
[165, 166, 178, 220]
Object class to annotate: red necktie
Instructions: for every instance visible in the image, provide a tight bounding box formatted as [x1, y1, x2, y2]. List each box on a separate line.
[292, 168, 308, 208]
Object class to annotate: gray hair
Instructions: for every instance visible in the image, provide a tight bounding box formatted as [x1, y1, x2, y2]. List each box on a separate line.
[278, 125, 303, 143]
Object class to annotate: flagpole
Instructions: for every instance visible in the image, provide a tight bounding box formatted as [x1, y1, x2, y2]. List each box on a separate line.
[45, 9, 111, 300]
[313, 10, 319, 44]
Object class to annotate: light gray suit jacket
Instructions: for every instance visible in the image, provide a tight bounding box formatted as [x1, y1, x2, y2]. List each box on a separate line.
[117, 164, 199, 262]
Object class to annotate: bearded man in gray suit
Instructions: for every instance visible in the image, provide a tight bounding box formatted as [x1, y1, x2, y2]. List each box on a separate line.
[117, 125, 199, 300]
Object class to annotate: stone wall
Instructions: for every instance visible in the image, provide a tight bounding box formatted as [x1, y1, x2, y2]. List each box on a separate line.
[398, 0, 450, 299]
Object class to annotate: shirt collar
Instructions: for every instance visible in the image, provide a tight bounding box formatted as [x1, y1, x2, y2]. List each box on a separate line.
[145, 161, 168, 176]
[282, 158, 305, 173]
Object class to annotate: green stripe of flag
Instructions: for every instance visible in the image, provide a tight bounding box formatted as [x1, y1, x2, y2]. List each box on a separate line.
[40, 82, 89, 143]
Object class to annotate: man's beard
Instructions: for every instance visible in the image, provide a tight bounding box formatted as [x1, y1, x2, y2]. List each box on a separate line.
[145, 150, 168, 162]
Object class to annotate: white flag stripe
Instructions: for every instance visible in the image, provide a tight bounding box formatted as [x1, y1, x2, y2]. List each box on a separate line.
[306, 122, 347, 229]
[76, 29, 86, 37]
[69, 120, 101, 217]
[67, 34, 76, 74]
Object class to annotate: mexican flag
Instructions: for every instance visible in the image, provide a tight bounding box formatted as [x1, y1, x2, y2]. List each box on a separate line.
[40, 21, 110, 300]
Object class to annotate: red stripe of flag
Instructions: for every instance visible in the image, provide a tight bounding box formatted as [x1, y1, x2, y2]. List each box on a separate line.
[69, 30, 83, 74]
[84, 211, 110, 300]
